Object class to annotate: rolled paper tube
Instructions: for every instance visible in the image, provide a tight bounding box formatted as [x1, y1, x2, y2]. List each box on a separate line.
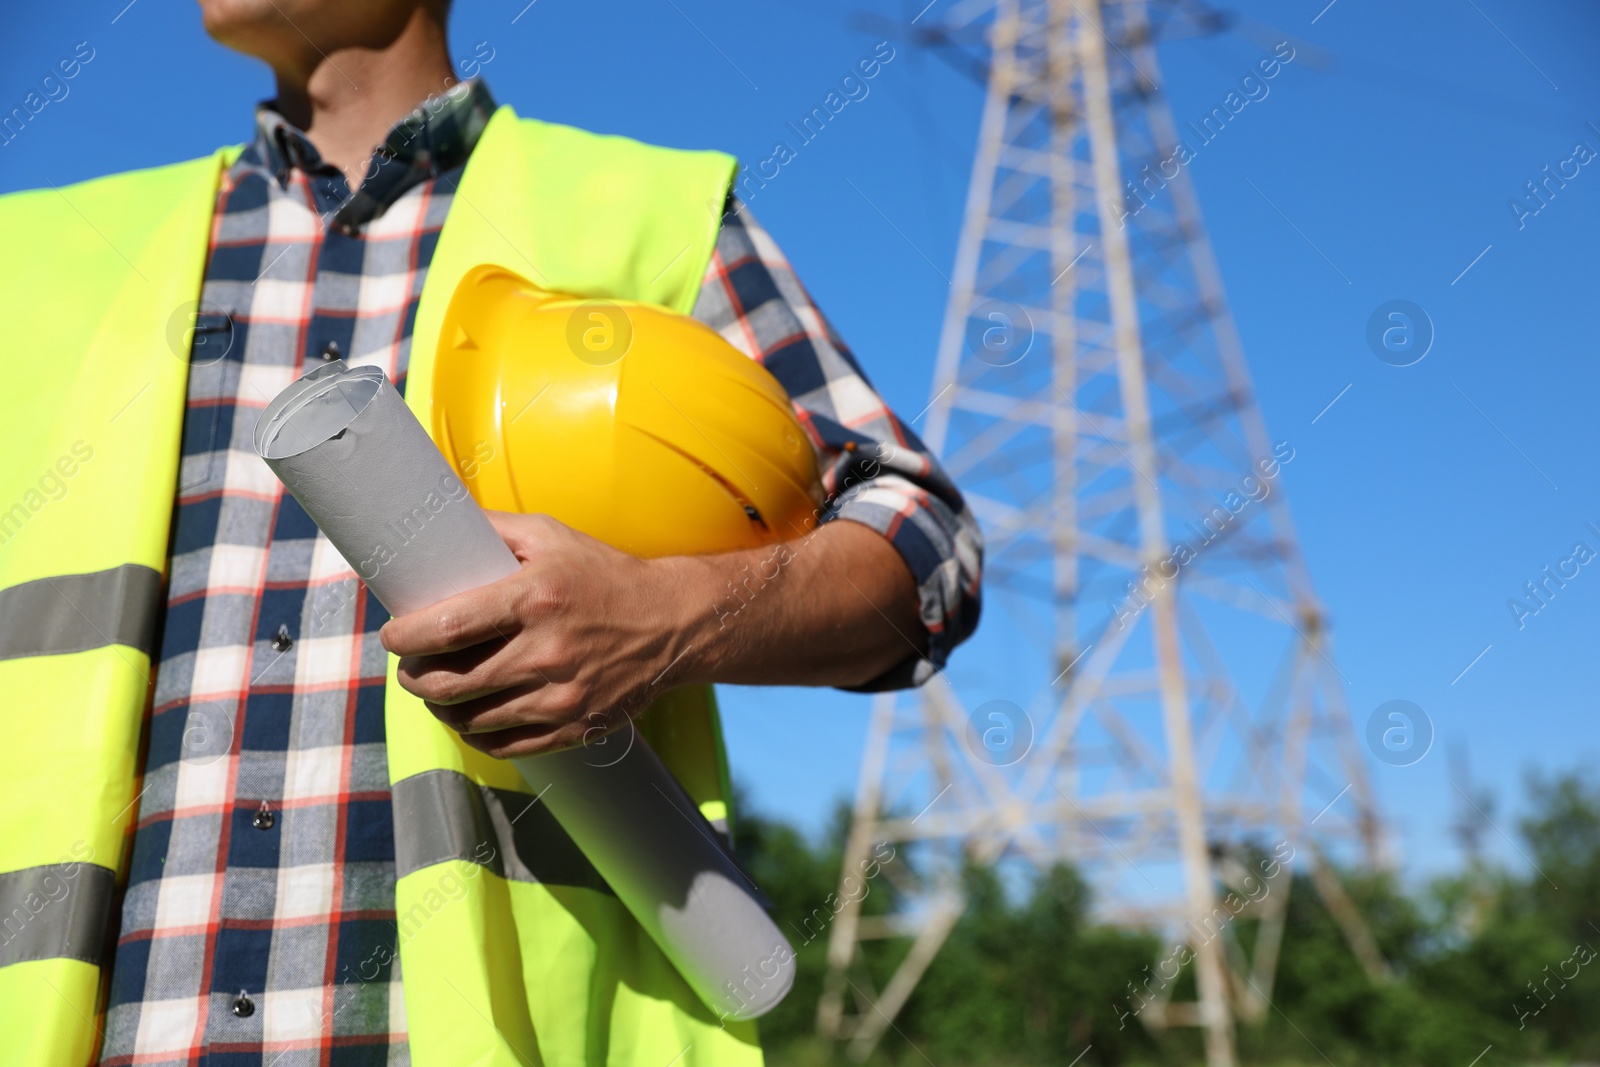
[253, 360, 795, 1020]
[253, 361, 520, 613]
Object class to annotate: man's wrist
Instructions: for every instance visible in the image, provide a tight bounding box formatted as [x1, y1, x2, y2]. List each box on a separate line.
[645, 552, 736, 691]
[639, 521, 921, 693]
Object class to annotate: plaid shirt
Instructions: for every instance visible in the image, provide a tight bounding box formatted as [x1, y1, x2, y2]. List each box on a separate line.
[99, 79, 980, 1064]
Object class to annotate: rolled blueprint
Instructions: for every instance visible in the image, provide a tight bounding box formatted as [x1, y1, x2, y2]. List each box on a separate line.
[254, 362, 519, 614]
[254, 360, 795, 1020]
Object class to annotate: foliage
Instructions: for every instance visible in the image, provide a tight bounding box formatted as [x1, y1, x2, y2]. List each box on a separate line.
[736, 771, 1600, 1067]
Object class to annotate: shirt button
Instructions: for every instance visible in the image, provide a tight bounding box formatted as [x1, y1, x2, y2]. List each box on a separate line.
[272, 624, 294, 652]
[253, 802, 275, 830]
[321, 341, 342, 361]
[232, 991, 255, 1018]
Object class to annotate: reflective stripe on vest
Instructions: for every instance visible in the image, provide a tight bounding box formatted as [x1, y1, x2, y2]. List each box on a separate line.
[393, 768, 733, 888]
[0, 864, 115, 968]
[394, 768, 611, 891]
[0, 564, 162, 661]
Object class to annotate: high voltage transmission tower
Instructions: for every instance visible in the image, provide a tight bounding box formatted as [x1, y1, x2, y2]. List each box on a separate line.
[816, 2, 1388, 1063]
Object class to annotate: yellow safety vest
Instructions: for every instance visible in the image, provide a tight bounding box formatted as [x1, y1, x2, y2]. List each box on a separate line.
[0, 105, 761, 1067]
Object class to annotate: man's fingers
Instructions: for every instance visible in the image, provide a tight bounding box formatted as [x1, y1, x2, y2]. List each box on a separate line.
[425, 682, 590, 739]
[380, 582, 520, 656]
[457, 719, 591, 760]
[483, 509, 526, 543]
[485, 510, 563, 562]
[396, 639, 518, 705]
[453, 707, 635, 760]
[426, 684, 555, 733]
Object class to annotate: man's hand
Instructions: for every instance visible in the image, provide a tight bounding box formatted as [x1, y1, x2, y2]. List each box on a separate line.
[380, 512, 690, 758]
[380, 510, 923, 759]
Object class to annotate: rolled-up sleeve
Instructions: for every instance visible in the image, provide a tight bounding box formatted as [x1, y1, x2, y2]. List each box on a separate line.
[691, 198, 983, 689]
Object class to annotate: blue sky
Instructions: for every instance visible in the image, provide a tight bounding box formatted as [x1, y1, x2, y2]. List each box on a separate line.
[5, 0, 1598, 884]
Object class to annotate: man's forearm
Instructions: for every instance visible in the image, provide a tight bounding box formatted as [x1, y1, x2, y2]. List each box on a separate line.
[383, 512, 926, 758]
[666, 519, 924, 691]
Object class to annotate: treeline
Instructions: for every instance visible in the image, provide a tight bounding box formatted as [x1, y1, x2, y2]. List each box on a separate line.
[734, 771, 1600, 1066]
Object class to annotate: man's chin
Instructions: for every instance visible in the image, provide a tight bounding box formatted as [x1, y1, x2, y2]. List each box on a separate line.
[198, 0, 426, 63]
[197, 0, 305, 59]
[198, 0, 282, 36]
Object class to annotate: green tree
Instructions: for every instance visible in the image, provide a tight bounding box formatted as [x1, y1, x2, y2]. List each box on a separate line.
[739, 768, 1600, 1067]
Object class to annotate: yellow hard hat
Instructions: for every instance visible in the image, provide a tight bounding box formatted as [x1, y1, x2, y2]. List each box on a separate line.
[433, 265, 823, 558]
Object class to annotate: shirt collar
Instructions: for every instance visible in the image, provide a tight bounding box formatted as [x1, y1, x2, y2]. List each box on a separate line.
[249, 77, 498, 227]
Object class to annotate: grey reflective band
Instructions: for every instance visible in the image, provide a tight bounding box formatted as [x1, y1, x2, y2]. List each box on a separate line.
[0, 864, 115, 969]
[0, 564, 162, 662]
[392, 769, 612, 893]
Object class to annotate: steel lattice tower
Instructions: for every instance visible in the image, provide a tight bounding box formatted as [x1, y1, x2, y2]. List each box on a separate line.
[816, 2, 1387, 1063]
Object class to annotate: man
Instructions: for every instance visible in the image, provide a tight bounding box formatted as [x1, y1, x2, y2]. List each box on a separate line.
[0, 0, 981, 1063]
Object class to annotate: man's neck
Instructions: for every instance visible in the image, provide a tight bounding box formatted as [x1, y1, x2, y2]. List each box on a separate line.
[271, 6, 455, 190]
